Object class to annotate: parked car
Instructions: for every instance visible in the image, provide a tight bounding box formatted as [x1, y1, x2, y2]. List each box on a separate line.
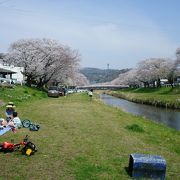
[76, 89, 87, 93]
[67, 89, 74, 94]
[58, 88, 65, 96]
[48, 86, 64, 97]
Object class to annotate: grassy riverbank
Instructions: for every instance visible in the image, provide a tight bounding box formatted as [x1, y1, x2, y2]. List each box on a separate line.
[0, 86, 180, 179]
[106, 86, 180, 109]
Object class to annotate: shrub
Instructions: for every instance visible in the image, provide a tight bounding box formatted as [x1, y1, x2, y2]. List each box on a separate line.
[125, 124, 145, 133]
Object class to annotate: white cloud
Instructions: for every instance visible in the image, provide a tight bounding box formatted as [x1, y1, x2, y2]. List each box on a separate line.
[0, 2, 178, 69]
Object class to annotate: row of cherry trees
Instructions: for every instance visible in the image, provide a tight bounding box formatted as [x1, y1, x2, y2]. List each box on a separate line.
[111, 50, 180, 88]
[3, 38, 89, 88]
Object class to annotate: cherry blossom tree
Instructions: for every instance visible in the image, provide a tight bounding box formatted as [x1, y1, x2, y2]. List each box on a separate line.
[111, 58, 174, 88]
[66, 71, 89, 86]
[3, 38, 80, 88]
[111, 69, 140, 87]
[137, 58, 174, 87]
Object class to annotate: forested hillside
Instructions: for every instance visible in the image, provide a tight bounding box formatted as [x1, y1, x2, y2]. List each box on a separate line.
[80, 67, 130, 84]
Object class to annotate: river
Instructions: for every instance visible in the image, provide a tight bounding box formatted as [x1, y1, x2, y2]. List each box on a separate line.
[100, 94, 180, 131]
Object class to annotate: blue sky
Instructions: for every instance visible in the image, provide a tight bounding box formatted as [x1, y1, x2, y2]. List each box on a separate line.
[0, 0, 180, 69]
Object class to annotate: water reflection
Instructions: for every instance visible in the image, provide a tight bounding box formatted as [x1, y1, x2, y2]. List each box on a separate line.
[100, 94, 180, 131]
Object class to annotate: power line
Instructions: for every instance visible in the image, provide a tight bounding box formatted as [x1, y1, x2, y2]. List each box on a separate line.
[0, 0, 34, 15]
[0, 0, 14, 5]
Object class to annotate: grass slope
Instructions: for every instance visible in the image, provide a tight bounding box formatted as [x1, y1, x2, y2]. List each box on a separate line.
[0, 86, 179, 179]
[108, 87, 180, 109]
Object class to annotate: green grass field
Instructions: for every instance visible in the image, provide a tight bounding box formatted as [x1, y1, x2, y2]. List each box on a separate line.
[0, 86, 180, 179]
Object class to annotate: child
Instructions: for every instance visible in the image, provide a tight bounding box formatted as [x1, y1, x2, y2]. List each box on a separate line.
[0, 118, 7, 129]
[5, 102, 16, 122]
[12, 111, 21, 129]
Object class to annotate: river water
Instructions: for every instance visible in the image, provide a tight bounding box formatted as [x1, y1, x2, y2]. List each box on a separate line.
[100, 94, 180, 131]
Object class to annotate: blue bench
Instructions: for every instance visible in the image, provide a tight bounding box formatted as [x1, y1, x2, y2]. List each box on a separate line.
[129, 153, 166, 180]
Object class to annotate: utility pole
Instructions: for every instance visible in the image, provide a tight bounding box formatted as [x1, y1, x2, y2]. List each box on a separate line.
[107, 63, 109, 81]
[107, 63, 109, 70]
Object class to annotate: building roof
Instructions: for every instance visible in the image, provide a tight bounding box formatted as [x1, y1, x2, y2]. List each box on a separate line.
[0, 67, 16, 74]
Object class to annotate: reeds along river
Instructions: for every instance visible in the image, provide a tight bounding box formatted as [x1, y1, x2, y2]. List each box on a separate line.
[100, 94, 180, 131]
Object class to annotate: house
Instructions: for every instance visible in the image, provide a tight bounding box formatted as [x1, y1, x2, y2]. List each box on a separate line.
[0, 62, 24, 85]
[0, 67, 16, 83]
[160, 79, 168, 85]
[176, 76, 180, 82]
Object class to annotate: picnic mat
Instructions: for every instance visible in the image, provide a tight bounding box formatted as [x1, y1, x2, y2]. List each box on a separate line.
[0, 126, 12, 136]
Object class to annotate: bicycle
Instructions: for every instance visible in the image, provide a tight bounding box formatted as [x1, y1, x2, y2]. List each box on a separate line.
[22, 119, 40, 131]
[0, 135, 37, 156]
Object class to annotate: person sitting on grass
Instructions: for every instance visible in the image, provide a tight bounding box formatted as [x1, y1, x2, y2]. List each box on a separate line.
[11, 111, 21, 129]
[0, 118, 7, 128]
[5, 102, 16, 122]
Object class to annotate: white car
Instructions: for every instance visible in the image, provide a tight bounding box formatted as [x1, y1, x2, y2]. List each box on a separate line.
[77, 89, 87, 93]
[67, 89, 74, 94]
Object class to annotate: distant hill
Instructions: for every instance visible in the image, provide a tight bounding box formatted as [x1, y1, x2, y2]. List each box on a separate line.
[80, 67, 130, 84]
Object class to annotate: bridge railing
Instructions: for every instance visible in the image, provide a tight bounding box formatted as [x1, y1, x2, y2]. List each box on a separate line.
[76, 85, 129, 90]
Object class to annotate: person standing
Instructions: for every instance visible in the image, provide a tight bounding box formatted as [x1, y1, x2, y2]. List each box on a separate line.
[88, 90, 93, 98]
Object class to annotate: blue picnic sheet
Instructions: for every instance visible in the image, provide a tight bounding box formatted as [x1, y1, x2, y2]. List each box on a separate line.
[0, 126, 12, 136]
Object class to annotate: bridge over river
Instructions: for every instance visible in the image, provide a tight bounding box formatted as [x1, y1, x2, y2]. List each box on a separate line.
[76, 85, 129, 90]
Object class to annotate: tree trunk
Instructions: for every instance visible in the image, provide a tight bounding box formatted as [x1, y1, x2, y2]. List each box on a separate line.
[157, 78, 161, 88]
[37, 78, 45, 89]
[26, 75, 33, 87]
